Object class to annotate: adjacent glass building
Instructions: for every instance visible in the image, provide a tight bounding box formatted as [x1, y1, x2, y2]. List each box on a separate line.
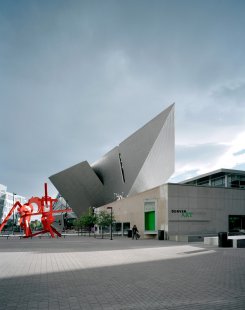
[181, 168, 245, 189]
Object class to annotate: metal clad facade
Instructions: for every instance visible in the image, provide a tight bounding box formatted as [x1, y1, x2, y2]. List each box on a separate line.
[49, 161, 104, 215]
[49, 104, 175, 215]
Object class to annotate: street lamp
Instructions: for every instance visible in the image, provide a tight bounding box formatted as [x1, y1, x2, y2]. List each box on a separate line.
[12, 193, 16, 234]
[62, 199, 68, 232]
[107, 207, 113, 240]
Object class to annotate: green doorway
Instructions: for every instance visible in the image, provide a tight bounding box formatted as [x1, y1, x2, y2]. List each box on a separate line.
[144, 200, 156, 232]
[144, 211, 155, 231]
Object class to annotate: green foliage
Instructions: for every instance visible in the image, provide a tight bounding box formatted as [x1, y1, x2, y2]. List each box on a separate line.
[95, 210, 115, 238]
[73, 208, 115, 238]
[80, 213, 96, 230]
[75, 207, 96, 232]
[73, 218, 82, 230]
[96, 210, 115, 228]
[30, 220, 42, 231]
[65, 218, 75, 229]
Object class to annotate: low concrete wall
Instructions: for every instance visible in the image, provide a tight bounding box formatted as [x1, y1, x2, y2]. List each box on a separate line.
[204, 235, 245, 248]
[169, 234, 216, 242]
[204, 236, 219, 246]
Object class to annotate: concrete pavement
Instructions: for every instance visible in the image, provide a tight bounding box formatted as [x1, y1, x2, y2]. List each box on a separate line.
[0, 236, 244, 310]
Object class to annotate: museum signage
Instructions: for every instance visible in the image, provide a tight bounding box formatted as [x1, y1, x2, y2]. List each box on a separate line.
[171, 209, 192, 217]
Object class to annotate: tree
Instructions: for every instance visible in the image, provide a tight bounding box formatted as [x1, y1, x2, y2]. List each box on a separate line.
[96, 210, 115, 238]
[73, 217, 82, 233]
[77, 208, 97, 236]
[80, 215, 96, 236]
[29, 220, 39, 231]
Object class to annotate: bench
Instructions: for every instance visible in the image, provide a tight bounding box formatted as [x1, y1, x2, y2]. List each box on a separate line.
[228, 236, 245, 248]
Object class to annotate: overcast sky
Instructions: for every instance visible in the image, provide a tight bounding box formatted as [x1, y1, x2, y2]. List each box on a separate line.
[1, 0, 245, 198]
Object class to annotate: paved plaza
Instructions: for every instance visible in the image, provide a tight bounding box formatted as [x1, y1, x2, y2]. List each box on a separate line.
[0, 236, 244, 310]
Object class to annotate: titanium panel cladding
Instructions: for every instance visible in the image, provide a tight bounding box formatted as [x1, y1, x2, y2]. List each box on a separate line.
[49, 104, 175, 215]
[49, 161, 104, 215]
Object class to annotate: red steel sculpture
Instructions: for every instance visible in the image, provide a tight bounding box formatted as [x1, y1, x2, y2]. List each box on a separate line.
[0, 183, 72, 238]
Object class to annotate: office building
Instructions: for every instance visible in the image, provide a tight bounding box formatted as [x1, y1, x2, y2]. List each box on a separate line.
[0, 184, 27, 224]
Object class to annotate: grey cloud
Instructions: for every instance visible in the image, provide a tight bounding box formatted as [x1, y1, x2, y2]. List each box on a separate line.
[211, 82, 245, 107]
[170, 143, 231, 183]
[1, 0, 245, 198]
[175, 143, 229, 166]
[170, 169, 199, 183]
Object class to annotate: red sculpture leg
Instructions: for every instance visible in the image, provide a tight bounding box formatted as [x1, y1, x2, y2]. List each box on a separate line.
[0, 183, 72, 238]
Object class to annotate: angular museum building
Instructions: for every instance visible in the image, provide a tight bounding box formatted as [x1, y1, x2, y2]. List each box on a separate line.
[50, 104, 175, 216]
[50, 103, 245, 240]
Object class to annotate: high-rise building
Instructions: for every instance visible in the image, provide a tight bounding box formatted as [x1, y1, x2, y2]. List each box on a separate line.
[0, 184, 27, 223]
